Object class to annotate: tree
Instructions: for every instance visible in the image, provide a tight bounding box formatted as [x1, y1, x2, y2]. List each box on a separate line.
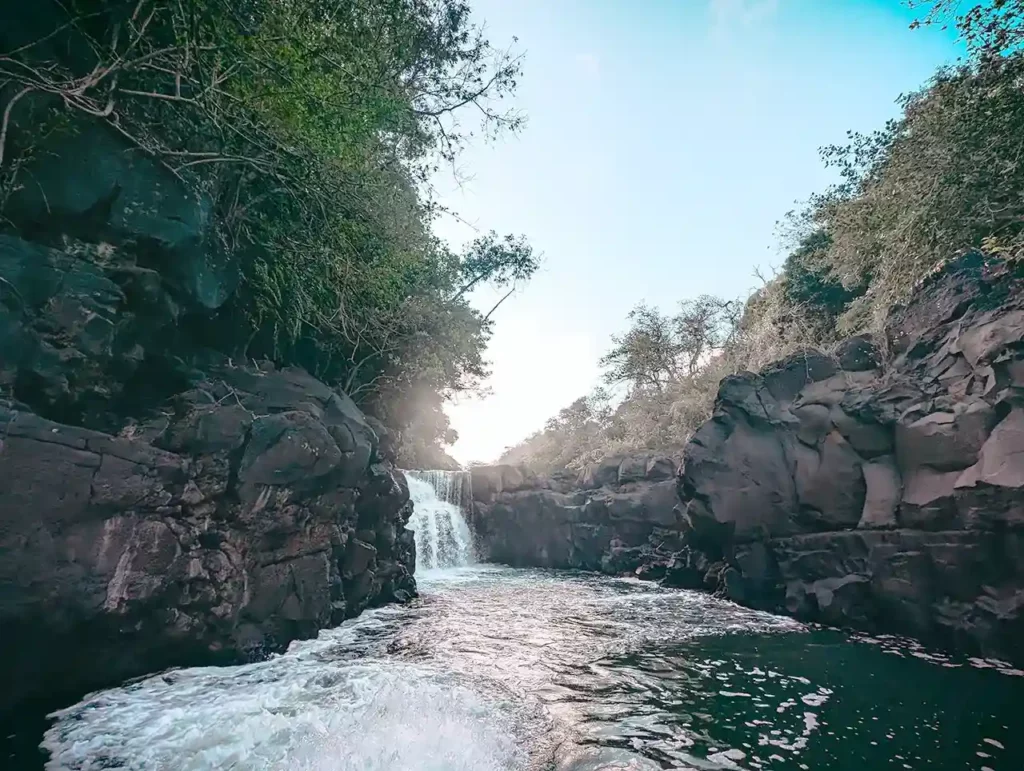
[674, 295, 734, 376]
[909, 1, 1024, 60]
[600, 297, 735, 393]
[600, 304, 682, 393]
[0, 0, 536, 461]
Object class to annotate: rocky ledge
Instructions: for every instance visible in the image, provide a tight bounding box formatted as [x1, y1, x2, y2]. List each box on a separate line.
[470, 254, 1024, 664]
[666, 253, 1024, 663]
[0, 364, 416, 718]
[468, 456, 680, 573]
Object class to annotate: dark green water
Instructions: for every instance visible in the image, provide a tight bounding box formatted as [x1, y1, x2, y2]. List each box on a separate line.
[29, 568, 1024, 770]
[588, 633, 1020, 770]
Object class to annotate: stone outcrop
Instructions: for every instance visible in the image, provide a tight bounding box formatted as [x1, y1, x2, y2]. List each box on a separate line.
[469, 457, 681, 572]
[670, 253, 1024, 662]
[0, 365, 416, 717]
[0, 95, 416, 718]
[468, 255, 1024, 663]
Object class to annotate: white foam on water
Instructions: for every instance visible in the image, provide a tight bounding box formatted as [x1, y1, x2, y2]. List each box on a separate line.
[43, 614, 526, 771]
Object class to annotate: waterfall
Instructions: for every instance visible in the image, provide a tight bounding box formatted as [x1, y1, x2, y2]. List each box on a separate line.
[404, 470, 475, 571]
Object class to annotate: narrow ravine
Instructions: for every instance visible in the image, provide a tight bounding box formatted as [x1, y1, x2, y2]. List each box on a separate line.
[35, 479, 1024, 770]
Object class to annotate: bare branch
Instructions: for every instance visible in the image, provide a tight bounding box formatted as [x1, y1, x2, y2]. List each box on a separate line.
[0, 86, 34, 168]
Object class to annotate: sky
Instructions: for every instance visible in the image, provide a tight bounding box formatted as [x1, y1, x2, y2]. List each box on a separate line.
[434, 0, 962, 465]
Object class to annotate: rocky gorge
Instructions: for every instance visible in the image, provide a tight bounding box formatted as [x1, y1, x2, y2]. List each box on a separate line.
[469, 253, 1024, 665]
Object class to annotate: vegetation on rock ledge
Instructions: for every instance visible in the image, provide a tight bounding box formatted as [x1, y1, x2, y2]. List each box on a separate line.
[501, 0, 1024, 474]
[0, 0, 536, 463]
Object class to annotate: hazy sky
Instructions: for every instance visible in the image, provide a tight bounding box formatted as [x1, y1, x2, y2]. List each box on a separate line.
[434, 0, 960, 465]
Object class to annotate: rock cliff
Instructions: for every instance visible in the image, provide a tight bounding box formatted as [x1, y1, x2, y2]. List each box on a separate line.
[668, 253, 1024, 662]
[0, 119, 416, 717]
[0, 335, 417, 723]
[468, 458, 680, 572]
[469, 254, 1024, 664]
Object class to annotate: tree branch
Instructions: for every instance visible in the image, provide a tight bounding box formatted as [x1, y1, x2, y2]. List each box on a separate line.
[0, 86, 34, 168]
[483, 285, 516, 321]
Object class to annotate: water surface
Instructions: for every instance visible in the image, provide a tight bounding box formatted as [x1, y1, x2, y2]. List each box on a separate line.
[40, 567, 1024, 770]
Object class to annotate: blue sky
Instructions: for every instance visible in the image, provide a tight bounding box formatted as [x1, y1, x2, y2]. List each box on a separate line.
[435, 0, 962, 464]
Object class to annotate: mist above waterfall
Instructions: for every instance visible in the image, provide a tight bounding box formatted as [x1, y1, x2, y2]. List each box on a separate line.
[405, 471, 476, 571]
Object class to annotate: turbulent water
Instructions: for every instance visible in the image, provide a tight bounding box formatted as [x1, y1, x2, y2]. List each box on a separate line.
[17, 478, 1024, 770]
[404, 470, 475, 570]
[35, 567, 1024, 771]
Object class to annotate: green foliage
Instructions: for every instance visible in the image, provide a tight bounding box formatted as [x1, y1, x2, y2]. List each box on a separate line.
[782, 233, 855, 320]
[807, 57, 1024, 329]
[499, 389, 614, 472]
[505, 2, 1024, 474]
[599, 304, 682, 393]
[600, 296, 735, 393]
[910, 1, 1024, 59]
[0, 0, 535, 460]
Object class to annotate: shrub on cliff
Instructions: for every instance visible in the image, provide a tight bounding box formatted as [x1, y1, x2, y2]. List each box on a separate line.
[0, 0, 536, 459]
[499, 282, 820, 473]
[502, 1, 1024, 474]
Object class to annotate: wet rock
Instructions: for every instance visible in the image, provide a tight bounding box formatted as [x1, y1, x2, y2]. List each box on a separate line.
[343, 539, 378, 578]
[661, 548, 708, 590]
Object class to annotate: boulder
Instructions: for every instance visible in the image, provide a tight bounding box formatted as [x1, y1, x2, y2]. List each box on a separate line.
[578, 455, 625, 489]
[3, 106, 239, 311]
[470, 463, 528, 503]
[617, 455, 649, 484]
[645, 455, 676, 481]
[895, 399, 996, 472]
[681, 412, 800, 540]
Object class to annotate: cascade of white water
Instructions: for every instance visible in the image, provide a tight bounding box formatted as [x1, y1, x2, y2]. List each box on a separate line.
[404, 470, 475, 570]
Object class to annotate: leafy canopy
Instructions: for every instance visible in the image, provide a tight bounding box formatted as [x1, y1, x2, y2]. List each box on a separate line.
[0, 0, 537, 460]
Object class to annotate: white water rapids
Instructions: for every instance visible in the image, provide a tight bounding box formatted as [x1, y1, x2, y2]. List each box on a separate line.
[32, 475, 1024, 771]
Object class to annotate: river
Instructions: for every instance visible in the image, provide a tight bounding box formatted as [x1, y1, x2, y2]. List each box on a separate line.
[21, 476, 1024, 770]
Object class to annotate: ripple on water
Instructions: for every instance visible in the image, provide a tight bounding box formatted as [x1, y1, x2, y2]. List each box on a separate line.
[40, 567, 1024, 771]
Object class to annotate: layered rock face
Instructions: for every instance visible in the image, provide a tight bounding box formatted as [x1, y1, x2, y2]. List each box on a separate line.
[0, 365, 416, 717]
[469, 458, 680, 572]
[673, 254, 1024, 662]
[468, 255, 1024, 663]
[0, 114, 415, 715]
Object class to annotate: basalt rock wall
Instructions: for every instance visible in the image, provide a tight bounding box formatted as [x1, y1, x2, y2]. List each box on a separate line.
[668, 254, 1024, 663]
[0, 357, 417, 722]
[468, 255, 1024, 664]
[468, 458, 681, 573]
[0, 108, 415, 718]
